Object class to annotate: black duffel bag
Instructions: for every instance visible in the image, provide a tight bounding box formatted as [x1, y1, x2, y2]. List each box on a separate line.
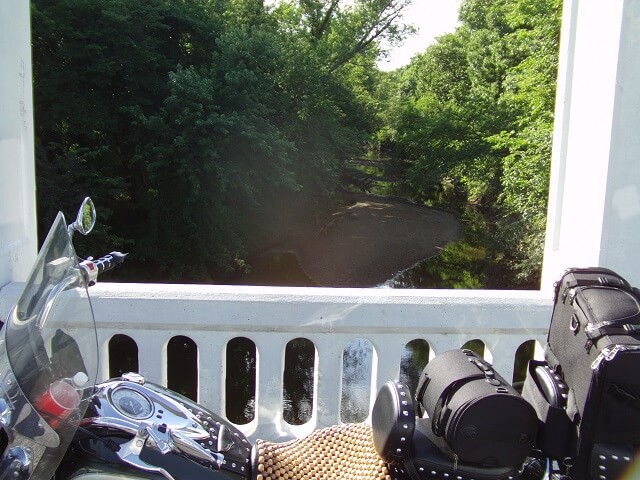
[543, 267, 640, 478]
[415, 348, 538, 468]
[372, 381, 525, 480]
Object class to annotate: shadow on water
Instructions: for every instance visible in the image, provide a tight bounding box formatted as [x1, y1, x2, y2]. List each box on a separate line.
[227, 251, 317, 287]
[380, 241, 487, 289]
[228, 207, 502, 290]
[381, 205, 537, 290]
[228, 243, 489, 290]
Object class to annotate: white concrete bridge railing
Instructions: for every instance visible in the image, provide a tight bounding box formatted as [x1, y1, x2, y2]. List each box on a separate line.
[0, 282, 551, 441]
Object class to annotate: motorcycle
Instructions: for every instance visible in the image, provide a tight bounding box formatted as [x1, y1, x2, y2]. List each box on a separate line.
[0, 198, 257, 480]
[0, 199, 554, 480]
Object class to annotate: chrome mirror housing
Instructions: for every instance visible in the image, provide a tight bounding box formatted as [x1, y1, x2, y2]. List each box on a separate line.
[68, 197, 96, 237]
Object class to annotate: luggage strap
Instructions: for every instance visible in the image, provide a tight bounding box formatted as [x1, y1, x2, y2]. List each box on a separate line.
[586, 323, 640, 343]
[431, 373, 486, 437]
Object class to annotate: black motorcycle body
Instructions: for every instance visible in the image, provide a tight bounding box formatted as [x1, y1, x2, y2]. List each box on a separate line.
[57, 377, 251, 480]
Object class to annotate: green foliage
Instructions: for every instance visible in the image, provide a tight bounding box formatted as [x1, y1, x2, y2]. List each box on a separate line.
[32, 0, 559, 287]
[32, 0, 412, 282]
[271, 0, 414, 72]
[133, 62, 295, 279]
[32, 0, 216, 256]
[377, 0, 561, 286]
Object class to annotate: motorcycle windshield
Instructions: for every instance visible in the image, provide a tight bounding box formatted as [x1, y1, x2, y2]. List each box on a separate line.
[4, 212, 99, 450]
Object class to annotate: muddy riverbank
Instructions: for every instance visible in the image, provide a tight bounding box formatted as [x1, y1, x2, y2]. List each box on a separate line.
[237, 193, 462, 288]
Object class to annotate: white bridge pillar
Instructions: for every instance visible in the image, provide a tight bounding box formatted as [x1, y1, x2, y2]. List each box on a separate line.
[0, 1, 37, 288]
[541, 0, 640, 290]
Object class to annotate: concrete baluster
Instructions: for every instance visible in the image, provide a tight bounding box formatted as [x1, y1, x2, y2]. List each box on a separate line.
[136, 333, 168, 386]
[253, 335, 286, 440]
[195, 333, 229, 415]
[314, 336, 344, 429]
[427, 334, 464, 357]
[371, 336, 405, 395]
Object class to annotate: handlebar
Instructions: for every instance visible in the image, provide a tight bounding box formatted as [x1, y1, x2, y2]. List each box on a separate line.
[79, 251, 128, 285]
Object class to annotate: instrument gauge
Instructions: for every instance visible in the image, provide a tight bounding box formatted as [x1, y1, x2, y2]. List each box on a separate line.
[110, 387, 153, 420]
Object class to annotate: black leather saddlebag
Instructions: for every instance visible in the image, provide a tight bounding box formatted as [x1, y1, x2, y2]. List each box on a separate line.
[372, 381, 523, 480]
[415, 349, 538, 468]
[544, 267, 640, 478]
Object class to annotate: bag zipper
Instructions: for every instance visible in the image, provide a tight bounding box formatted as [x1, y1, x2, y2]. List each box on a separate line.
[584, 319, 633, 333]
[591, 344, 640, 370]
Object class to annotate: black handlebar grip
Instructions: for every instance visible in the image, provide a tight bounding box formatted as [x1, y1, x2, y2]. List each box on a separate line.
[80, 251, 128, 285]
[93, 251, 128, 274]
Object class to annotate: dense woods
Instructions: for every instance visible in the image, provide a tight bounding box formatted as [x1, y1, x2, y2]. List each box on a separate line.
[31, 0, 561, 287]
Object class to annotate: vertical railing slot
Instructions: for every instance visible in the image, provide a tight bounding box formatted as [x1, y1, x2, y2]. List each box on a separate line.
[512, 340, 536, 392]
[283, 338, 315, 425]
[399, 339, 431, 397]
[168, 335, 198, 401]
[108, 334, 139, 378]
[225, 337, 256, 424]
[341, 338, 374, 423]
[461, 338, 486, 358]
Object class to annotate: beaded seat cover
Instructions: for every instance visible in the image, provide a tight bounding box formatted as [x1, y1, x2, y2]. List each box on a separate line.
[253, 423, 393, 480]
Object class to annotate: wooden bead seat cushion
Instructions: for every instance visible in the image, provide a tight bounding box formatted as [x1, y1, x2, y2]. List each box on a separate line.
[252, 423, 394, 480]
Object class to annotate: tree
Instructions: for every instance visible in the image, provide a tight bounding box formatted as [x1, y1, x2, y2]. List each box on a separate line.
[132, 35, 298, 279]
[270, 0, 414, 72]
[489, 0, 562, 281]
[32, 0, 413, 281]
[32, 0, 218, 251]
[376, 0, 562, 286]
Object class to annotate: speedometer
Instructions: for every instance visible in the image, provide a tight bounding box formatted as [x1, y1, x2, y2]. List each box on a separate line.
[110, 387, 153, 419]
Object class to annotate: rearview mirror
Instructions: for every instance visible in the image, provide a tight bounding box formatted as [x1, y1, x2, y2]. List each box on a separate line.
[69, 197, 96, 236]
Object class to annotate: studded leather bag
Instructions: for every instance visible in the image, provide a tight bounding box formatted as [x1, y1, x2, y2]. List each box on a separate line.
[416, 349, 538, 468]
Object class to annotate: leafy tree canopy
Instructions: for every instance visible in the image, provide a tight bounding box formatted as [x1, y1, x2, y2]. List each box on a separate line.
[32, 0, 560, 287]
[377, 0, 562, 286]
[31, 0, 413, 281]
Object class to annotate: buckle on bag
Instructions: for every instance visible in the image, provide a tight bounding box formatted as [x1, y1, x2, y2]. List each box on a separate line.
[591, 345, 622, 369]
[570, 314, 580, 333]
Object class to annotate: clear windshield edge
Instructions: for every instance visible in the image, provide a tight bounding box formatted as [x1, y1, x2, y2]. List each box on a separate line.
[1, 211, 99, 475]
